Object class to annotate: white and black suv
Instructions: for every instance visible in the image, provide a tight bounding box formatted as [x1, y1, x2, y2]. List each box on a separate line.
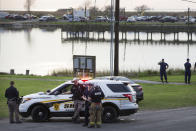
[19, 80, 138, 123]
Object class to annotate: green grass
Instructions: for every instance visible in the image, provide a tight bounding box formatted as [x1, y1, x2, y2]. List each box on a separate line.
[137, 75, 196, 84]
[0, 74, 72, 80]
[0, 77, 62, 118]
[139, 83, 196, 110]
[0, 75, 196, 118]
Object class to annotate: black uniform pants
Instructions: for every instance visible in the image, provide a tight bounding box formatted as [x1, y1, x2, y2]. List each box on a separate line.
[185, 71, 191, 83]
[160, 71, 167, 82]
[84, 101, 90, 124]
[8, 101, 20, 123]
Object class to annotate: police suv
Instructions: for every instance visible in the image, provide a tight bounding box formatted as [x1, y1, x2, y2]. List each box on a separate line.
[19, 79, 138, 123]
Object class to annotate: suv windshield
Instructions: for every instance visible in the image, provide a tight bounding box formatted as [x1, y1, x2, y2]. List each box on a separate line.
[107, 84, 131, 92]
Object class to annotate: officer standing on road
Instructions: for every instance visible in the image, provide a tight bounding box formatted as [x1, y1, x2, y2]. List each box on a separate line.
[88, 85, 105, 128]
[184, 58, 192, 84]
[5, 81, 22, 124]
[82, 83, 93, 127]
[71, 78, 84, 123]
[158, 59, 169, 83]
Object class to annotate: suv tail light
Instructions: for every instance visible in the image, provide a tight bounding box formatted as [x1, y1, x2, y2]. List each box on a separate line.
[138, 86, 142, 91]
[123, 94, 132, 102]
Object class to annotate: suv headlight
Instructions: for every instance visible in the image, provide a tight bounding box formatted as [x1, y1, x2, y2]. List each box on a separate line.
[22, 98, 32, 103]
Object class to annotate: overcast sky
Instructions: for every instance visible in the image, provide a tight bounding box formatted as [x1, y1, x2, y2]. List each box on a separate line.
[0, 0, 196, 11]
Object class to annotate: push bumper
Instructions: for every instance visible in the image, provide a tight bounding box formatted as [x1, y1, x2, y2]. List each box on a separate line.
[119, 109, 138, 116]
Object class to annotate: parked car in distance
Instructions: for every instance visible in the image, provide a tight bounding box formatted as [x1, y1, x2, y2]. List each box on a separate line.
[159, 16, 178, 23]
[14, 15, 27, 20]
[24, 14, 38, 19]
[127, 16, 136, 22]
[95, 16, 108, 22]
[39, 15, 57, 22]
[95, 76, 144, 103]
[0, 11, 9, 19]
[185, 17, 196, 24]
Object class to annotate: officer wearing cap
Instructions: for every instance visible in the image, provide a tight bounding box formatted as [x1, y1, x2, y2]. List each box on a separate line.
[71, 78, 84, 123]
[5, 81, 22, 123]
[82, 83, 93, 127]
[158, 59, 169, 83]
[88, 85, 105, 128]
[184, 58, 191, 84]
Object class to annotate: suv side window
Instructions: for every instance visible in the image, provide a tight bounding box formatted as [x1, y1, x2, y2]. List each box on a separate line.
[60, 85, 73, 94]
[107, 84, 130, 92]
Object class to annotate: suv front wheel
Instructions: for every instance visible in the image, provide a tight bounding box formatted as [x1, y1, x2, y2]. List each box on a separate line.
[102, 106, 118, 123]
[31, 105, 49, 122]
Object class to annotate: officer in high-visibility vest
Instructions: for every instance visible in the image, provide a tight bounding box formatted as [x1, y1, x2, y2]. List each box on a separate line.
[88, 85, 105, 128]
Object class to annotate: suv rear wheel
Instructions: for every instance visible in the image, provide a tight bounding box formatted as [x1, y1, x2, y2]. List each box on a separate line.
[31, 105, 49, 122]
[102, 106, 117, 123]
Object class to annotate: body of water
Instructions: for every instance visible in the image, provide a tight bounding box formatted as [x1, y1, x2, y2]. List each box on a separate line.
[0, 27, 196, 75]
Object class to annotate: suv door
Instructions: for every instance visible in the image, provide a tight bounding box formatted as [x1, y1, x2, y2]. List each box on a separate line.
[49, 84, 74, 113]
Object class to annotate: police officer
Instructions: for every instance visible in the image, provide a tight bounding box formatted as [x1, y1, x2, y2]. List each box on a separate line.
[5, 81, 22, 123]
[71, 78, 84, 123]
[184, 58, 191, 84]
[82, 83, 93, 127]
[158, 59, 169, 83]
[88, 85, 105, 128]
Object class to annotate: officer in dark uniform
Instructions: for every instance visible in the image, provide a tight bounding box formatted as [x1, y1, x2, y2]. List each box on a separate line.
[88, 85, 105, 128]
[184, 58, 191, 84]
[158, 59, 169, 83]
[82, 83, 93, 127]
[71, 78, 84, 123]
[5, 81, 22, 123]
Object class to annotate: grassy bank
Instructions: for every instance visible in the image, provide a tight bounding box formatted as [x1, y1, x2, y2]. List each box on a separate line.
[51, 68, 196, 78]
[0, 74, 196, 118]
[139, 83, 196, 110]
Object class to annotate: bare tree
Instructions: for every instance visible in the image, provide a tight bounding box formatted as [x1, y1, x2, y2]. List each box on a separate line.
[103, 5, 111, 16]
[24, 0, 36, 17]
[134, 5, 150, 16]
[84, 0, 92, 9]
[89, 6, 100, 19]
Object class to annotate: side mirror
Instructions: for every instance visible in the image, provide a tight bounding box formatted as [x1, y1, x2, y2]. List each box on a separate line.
[47, 90, 51, 93]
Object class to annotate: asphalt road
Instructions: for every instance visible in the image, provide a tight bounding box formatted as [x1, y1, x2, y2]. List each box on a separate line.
[0, 107, 196, 131]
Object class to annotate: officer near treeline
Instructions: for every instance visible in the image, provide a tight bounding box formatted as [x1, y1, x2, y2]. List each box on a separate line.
[5, 81, 22, 123]
[184, 58, 192, 84]
[71, 78, 85, 123]
[158, 59, 169, 83]
[88, 85, 105, 128]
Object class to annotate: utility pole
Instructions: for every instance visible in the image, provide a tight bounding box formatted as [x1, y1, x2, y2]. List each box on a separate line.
[110, 0, 115, 76]
[114, 0, 119, 76]
[187, 8, 190, 59]
[94, 0, 96, 19]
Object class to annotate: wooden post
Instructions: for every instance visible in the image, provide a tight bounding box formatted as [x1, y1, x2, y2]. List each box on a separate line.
[10, 69, 15, 75]
[147, 32, 149, 41]
[26, 70, 30, 75]
[134, 31, 136, 41]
